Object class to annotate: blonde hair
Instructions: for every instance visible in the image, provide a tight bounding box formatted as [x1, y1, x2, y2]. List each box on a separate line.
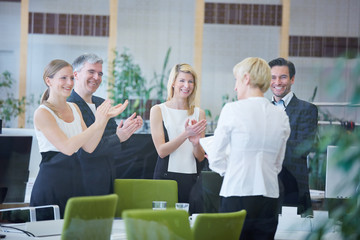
[166, 63, 198, 115]
[233, 57, 271, 93]
[41, 59, 73, 116]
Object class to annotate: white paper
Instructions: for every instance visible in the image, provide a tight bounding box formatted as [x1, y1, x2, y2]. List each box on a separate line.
[199, 136, 214, 155]
[199, 136, 230, 155]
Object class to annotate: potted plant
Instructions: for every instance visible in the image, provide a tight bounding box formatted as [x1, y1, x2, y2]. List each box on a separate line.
[149, 47, 171, 104]
[109, 48, 149, 119]
[110, 47, 172, 119]
[307, 57, 360, 239]
[0, 71, 27, 128]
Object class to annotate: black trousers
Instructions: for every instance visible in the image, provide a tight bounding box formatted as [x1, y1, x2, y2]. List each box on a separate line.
[219, 196, 279, 240]
[153, 157, 199, 209]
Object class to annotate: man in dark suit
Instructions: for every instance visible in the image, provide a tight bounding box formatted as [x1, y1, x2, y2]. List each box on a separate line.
[67, 53, 143, 195]
[269, 57, 318, 215]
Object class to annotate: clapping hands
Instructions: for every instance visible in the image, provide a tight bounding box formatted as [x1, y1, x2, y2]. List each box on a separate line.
[185, 119, 207, 145]
[95, 99, 129, 126]
[107, 100, 129, 118]
[116, 112, 143, 142]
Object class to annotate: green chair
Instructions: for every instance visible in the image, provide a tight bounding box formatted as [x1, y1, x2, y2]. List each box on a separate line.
[61, 194, 118, 240]
[114, 179, 178, 217]
[122, 209, 193, 240]
[192, 210, 247, 240]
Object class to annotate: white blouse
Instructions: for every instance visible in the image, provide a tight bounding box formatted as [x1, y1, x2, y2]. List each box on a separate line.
[207, 97, 290, 198]
[159, 103, 200, 174]
[34, 102, 83, 153]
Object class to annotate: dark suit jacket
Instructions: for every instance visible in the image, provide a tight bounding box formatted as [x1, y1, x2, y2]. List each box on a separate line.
[280, 94, 318, 213]
[68, 90, 159, 181]
[67, 90, 122, 196]
[67, 90, 118, 136]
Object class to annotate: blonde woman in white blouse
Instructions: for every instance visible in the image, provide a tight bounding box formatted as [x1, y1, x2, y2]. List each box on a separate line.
[207, 57, 290, 239]
[150, 63, 207, 210]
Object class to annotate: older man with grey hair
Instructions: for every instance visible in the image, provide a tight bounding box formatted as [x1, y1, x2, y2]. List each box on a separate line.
[68, 53, 143, 196]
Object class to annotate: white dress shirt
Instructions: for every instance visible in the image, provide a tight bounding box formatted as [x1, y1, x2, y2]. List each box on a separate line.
[272, 91, 294, 110]
[208, 97, 290, 198]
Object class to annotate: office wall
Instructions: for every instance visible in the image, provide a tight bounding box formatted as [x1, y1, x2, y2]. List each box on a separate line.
[0, 1, 21, 116]
[202, 0, 282, 119]
[0, 0, 359, 128]
[201, 0, 360, 122]
[289, 0, 360, 124]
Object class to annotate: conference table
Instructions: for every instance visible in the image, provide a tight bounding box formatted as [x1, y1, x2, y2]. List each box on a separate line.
[1, 209, 342, 240]
[0, 219, 126, 240]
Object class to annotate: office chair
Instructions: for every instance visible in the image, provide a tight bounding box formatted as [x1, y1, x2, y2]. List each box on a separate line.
[114, 179, 178, 217]
[122, 208, 193, 240]
[201, 171, 223, 213]
[192, 210, 247, 240]
[61, 194, 118, 240]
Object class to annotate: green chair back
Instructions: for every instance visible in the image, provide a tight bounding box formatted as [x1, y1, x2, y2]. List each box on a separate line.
[61, 194, 118, 240]
[122, 209, 193, 240]
[192, 210, 247, 240]
[114, 179, 178, 217]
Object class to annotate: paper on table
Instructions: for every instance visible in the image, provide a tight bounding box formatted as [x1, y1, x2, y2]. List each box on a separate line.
[199, 136, 230, 155]
[199, 136, 214, 155]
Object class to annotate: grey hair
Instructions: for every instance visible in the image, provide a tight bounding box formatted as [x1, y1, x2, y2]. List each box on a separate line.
[72, 53, 103, 72]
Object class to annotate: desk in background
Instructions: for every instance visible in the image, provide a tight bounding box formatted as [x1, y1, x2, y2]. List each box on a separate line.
[112, 133, 158, 179]
[1, 129, 159, 181]
[1, 129, 159, 204]
[0, 219, 126, 240]
[113, 133, 210, 180]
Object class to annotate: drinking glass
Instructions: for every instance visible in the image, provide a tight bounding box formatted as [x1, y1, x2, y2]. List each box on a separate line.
[175, 203, 189, 212]
[152, 201, 167, 210]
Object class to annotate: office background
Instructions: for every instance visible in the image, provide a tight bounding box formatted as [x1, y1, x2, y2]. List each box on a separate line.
[0, 0, 359, 129]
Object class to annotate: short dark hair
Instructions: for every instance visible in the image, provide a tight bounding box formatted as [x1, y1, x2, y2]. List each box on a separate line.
[268, 57, 296, 79]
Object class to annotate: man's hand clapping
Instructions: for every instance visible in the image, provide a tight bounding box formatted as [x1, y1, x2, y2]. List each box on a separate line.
[116, 112, 143, 142]
[107, 100, 129, 119]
